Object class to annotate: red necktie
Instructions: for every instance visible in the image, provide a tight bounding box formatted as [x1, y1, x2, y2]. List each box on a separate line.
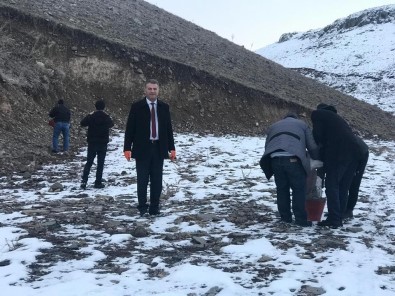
[151, 103, 156, 138]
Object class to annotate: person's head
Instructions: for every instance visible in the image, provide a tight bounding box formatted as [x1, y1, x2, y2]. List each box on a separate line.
[145, 79, 159, 102]
[284, 112, 298, 119]
[95, 99, 105, 111]
[58, 99, 64, 105]
[317, 103, 337, 113]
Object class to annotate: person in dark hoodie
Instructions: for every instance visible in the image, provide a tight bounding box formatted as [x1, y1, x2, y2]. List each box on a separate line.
[311, 103, 361, 228]
[49, 99, 71, 153]
[316, 104, 369, 220]
[80, 99, 114, 189]
[260, 112, 319, 227]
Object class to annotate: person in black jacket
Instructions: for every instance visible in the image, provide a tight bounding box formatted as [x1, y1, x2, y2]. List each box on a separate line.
[80, 99, 114, 189]
[311, 104, 361, 228]
[124, 79, 176, 216]
[49, 99, 71, 153]
[316, 104, 369, 220]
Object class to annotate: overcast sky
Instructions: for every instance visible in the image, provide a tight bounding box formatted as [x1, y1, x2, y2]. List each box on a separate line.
[144, 0, 394, 50]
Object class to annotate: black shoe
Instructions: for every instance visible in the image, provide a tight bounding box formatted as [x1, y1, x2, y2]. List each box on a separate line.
[317, 219, 343, 228]
[295, 221, 312, 227]
[139, 209, 148, 217]
[149, 209, 161, 216]
[51, 149, 58, 154]
[343, 211, 354, 219]
[94, 183, 105, 189]
[80, 182, 87, 190]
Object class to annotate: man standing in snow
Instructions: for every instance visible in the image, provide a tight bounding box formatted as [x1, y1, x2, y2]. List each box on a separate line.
[311, 104, 361, 228]
[315, 104, 369, 220]
[80, 99, 114, 189]
[260, 112, 319, 227]
[123, 79, 176, 217]
[48, 99, 71, 153]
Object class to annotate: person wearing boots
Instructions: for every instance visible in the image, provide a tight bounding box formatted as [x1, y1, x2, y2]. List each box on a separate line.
[260, 112, 319, 227]
[80, 99, 114, 189]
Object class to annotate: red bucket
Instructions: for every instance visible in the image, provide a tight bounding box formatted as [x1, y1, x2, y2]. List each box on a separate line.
[305, 198, 326, 222]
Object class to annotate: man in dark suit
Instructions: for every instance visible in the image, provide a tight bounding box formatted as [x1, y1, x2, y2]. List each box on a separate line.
[124, 79, 176, 216]
[311, 104, 361, 228]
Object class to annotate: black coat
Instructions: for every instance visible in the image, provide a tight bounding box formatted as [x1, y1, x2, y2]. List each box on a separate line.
[311, 109, 361, 166]
[124, 98, 175, 159]
[49, 104, 71, 122]
[81, 110, 114, 144]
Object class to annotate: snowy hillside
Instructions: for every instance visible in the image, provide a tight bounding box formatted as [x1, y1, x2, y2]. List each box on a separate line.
[257, 5, 395, 115]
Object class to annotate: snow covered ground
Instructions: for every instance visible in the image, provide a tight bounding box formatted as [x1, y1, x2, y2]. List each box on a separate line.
[0, 129, 394, 295]
[256, 5, 395, 115]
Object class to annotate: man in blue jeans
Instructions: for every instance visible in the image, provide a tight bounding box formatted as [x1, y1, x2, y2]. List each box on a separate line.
[260, 112, 319, 227]
[49, 99, 71, 153]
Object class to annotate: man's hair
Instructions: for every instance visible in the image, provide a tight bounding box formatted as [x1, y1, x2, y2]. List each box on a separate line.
[284, 112, 298, 119]
[95, 99, 105, 110]
[146, 79, 159, 86]
[58, 99, 64, 105]
[317, 103, 337, 113]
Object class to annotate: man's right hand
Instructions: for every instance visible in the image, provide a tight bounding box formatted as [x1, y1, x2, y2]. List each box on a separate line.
[124, 151, 131, 161]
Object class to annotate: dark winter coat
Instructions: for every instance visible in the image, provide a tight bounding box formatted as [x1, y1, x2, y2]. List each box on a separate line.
[49, 104, 71, 122]
[124, 98, 175, 160]
[260, 116, 319, 180]
[80, 110, 114, 144]
[311, 109, 361, 167]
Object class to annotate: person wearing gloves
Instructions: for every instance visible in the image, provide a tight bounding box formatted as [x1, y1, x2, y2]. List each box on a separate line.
[80, 99, 114, 189]
[124, 79, 176, 216]
[260, 112, 320, 227]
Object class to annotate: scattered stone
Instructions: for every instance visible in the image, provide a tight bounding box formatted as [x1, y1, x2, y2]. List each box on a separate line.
[191, 236, 206, 247]
[299, 285, 326, 295]
[345, 227, 364, 233]
[41, 220, 61, 230]
[22, 172, 32, 179]
[258, 255, 273, 263]
[203, 286, 222, 296]
[0, 259, 11, 266]
[21, 209, 49, 216]
[197, 213, 219, 221]
[376, 265, 395, 274]
[314, 237, 348, 250]
[106, 220, 121, 228]
[131, 226, 149, 238]
[50, 182, 63, 192]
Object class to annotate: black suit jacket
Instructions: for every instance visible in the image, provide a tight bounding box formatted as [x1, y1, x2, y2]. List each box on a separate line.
[124, 98, 175, 159]
[311, 109, 360, 166]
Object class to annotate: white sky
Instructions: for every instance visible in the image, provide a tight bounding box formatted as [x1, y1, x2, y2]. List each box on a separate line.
[144, 0, 395, 50]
